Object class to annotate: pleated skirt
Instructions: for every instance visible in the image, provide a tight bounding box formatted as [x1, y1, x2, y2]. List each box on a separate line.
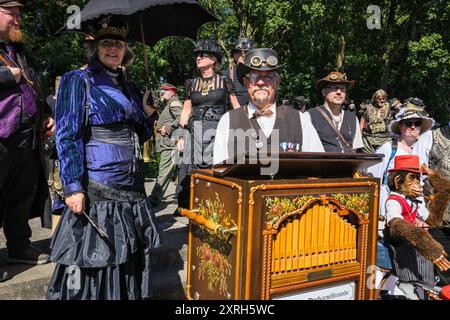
[46, 181, 161, 300]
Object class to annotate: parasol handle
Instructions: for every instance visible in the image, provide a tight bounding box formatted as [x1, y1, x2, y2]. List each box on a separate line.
[139, 14, 150, 81]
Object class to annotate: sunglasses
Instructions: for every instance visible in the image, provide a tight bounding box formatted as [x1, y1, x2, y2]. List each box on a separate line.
[326, 85, 346, 92]
[402, 119, 423, 128]
[99, 39, 125, 49]
[246, 71, 278, 84]
[196, 52, 214, 59]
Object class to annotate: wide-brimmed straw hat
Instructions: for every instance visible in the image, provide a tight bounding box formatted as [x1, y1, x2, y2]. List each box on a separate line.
[388, 98, 434, 136]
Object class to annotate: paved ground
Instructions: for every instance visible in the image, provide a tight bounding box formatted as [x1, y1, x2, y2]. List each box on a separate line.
[0, 179, 188, 300]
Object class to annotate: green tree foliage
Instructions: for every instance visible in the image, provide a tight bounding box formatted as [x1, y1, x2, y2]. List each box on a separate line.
[19, 0, 449, 123]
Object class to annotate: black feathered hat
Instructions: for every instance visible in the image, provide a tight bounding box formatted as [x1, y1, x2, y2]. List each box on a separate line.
[193, 39, 223, 61]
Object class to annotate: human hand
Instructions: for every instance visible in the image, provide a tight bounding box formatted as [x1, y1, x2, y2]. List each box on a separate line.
[143, 88, 156, 116]
[8, 67, 21, 83]
[176, 137, 184, 152]
[160, 126, 167, 136]
[65, 192, 85, 215]
[41, 117, 55, 139]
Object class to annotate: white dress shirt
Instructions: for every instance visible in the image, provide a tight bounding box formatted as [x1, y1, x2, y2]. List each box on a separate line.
[213, 102, 325, 164]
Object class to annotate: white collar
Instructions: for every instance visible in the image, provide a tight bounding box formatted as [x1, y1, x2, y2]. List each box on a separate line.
[247, 102, 276, 119]
[323, 102, 344, 116]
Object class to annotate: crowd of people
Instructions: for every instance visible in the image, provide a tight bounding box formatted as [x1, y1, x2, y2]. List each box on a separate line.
[0, 1, 449, 299]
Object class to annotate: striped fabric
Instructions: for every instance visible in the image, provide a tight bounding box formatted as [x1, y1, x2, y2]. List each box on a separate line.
[391, 242, 435, 286]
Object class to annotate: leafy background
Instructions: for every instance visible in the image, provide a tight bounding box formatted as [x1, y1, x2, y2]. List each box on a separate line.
[20, 0, 449, 124]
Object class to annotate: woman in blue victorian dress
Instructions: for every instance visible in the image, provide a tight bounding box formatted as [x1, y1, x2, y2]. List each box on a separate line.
[46, 17, 160, 300]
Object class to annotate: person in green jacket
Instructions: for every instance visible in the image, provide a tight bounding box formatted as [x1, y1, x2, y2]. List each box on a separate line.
[149, 83, 183, 206]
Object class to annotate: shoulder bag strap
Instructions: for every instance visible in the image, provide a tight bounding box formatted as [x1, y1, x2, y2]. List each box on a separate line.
[316, 106, 354, 152]
[79, 68, 91, 127]
[382, 139, 397, 185]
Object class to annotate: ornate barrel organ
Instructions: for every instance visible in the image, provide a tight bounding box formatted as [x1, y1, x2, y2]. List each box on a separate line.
[182, 154, 381, 300]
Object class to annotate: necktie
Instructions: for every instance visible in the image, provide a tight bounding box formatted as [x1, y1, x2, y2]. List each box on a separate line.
[253, 108, 274, 118]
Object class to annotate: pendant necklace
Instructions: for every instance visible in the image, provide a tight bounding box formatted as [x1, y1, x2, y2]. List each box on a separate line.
[199, 76, 214, 96]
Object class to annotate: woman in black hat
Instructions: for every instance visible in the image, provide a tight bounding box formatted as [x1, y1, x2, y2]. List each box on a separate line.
[46, 16, 160, 300]
[175, 39, 240, 211]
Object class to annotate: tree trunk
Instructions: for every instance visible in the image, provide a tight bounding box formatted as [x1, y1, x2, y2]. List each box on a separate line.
[337, 35, 345, 71]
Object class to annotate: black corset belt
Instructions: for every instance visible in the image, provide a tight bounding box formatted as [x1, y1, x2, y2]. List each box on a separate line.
[192, 105, 227, 121]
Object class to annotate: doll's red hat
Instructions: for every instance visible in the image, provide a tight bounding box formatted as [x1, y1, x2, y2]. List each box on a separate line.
[388, 155, 426, 174]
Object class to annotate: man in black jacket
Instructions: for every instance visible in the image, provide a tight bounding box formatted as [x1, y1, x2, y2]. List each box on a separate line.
[0, 0, 54, 268]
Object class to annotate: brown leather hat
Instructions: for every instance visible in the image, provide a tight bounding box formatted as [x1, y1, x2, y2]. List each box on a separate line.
[0, 1, 23, 7]
[316, 71, 355, 92]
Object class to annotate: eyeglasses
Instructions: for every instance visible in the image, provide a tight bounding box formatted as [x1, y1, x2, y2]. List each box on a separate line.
[402, 119, 423, 128]
[246, 72, 278, 84]
[99, 39, 125, 49]
[250, 55, 278, 68]
[0, 9, 20, 19]
[326, 85, 346, 92]
[196, 52, 213, 59]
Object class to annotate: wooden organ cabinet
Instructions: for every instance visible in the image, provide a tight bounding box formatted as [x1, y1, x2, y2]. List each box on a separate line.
[181, 153, 383, 300]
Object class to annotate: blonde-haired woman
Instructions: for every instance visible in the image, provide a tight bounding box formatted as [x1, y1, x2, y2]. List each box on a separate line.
[176, 39, 240, 211]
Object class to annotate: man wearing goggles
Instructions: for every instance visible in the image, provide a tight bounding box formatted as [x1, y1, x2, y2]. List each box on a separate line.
[213, 48, 324, 165]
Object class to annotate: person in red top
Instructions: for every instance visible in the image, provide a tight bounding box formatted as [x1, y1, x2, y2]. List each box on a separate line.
[383, 155, 450, 299]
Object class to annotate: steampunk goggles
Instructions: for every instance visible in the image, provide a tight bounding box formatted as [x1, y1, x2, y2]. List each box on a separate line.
[329, 73, 347, 81]
[235, 40, 253, 51]
[250, 55, 278, 68]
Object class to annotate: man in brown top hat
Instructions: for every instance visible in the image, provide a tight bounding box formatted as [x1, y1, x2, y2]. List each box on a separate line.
[308, 71, 363, 153]
[0, 0, 53, 271]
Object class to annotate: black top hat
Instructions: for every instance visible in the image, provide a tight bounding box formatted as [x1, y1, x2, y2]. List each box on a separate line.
[0, 1, 23, 7]
[236, 48, 282, 86]
[87, 15, 129, 41]
[193, 39, 223, 61]
[232, 38, 255, 53]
